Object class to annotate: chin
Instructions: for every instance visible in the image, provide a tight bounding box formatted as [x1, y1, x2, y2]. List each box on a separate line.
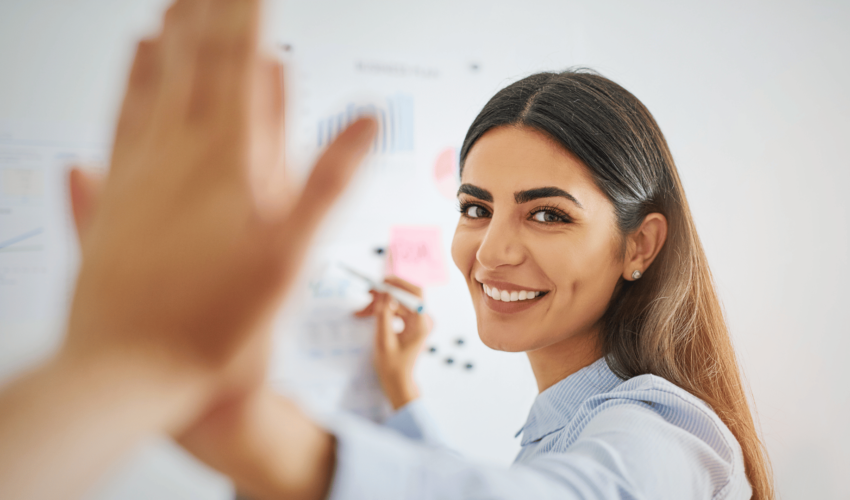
[476, 322, 532, 353]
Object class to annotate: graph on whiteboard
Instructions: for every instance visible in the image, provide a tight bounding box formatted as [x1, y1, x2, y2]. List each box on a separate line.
[316, 93, 414, 155]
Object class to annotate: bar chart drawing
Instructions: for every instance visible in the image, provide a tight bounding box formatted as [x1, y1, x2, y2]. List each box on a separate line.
[316, 94, 414, 155]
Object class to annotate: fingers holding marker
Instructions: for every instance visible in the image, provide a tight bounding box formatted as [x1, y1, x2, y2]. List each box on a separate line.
[353, 291, 379, 318]
[373, 293, 398, 354]
[383, 276, 423, 299]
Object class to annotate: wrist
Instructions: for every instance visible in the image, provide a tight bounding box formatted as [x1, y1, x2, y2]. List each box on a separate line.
[0, 348, 214, 500]
[54, 338, 216, 434]
[187, 390, 335, 500]
[381, 372, 420, 410]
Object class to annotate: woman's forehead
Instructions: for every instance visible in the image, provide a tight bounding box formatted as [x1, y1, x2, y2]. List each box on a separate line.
[461, 126, 597, 196]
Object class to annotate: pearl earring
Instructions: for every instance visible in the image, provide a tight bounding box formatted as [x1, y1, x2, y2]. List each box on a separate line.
[631, 270, 642, 280]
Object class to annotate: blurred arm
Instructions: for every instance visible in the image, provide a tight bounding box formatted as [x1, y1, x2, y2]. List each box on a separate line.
[0, 348, 211, 500]
[383, 399, 446, 447]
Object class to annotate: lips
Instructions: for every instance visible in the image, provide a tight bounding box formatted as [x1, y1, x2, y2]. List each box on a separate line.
[482, 283, 542, 302]
[476, 280, 549, 314]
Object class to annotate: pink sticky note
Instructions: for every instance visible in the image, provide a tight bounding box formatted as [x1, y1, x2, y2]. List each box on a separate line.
[388, 226, 449, 287]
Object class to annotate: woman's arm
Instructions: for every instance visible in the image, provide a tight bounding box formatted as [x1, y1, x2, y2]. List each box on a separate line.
[354, 277, 432, 411]
[183, 389, 745, 500]
[352, 278, 446, 445]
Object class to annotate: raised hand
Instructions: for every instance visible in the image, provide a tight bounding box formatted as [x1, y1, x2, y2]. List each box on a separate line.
[65, 0, 377, 418]
[0, 1, 376, 498]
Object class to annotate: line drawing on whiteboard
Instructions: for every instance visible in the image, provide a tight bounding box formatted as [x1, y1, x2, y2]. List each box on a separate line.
[0, 227, 43, 250]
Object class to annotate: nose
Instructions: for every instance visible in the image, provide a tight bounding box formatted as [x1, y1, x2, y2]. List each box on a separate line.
[475, 213, 525, 270]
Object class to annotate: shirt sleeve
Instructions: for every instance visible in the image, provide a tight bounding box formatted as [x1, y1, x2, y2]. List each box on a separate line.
[325, 402, 750, 500]
[382, 399, 445, 446]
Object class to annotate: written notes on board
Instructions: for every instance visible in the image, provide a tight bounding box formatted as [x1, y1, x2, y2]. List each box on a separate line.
[388, 225, 448, 287]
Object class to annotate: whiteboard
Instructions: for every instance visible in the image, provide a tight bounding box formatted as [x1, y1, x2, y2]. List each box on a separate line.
[1, 1, 849, 499]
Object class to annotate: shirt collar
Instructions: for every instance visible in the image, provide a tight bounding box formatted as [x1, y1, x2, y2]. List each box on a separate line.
[515, 357, 623, 445]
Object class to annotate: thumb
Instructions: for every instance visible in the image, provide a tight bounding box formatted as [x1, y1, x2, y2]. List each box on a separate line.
[274, 117, 377, 281]
[285, 117, 376, 230]
[68, 167, 105, 241]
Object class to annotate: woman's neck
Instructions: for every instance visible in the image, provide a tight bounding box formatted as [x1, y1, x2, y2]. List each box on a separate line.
[526, 329, 602, 393]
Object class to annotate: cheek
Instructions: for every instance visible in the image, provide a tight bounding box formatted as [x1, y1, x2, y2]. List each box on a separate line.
[538, 230, 621, 307]
[451, 224, 478, 274]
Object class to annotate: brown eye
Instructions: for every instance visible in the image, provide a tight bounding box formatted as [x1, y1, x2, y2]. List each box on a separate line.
[531, 209, 568, 223]
[463, 204, 491, 218]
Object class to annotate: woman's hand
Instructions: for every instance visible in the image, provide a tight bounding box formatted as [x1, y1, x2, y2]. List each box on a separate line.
[355, 277, 433, 410]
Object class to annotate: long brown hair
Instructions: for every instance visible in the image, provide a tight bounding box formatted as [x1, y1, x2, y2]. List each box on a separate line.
[460, 69, 773, 499]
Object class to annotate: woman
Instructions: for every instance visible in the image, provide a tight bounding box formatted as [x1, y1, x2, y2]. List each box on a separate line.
[177, 70, 773, 500]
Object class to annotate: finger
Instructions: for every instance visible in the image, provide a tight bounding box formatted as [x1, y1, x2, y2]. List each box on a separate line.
[387, 298, 399, 313]
[352, 292, 378, 317]
[373, 293, 397, 353]
[414, 313, 434, 339]
[274, 118, 377, 279]
[352, 305, 374, 318]
[250, 56, 287, 210]
[68, 167, 106, 241]
[111, 38, 161, 176]
[392, 300, 418, 321]
[154, 0, 208, 125]
[187, 0, 261, 125]
[384, 276, 423, 298]
[398, 313, 433, 352]
[287, 117, 377, 225]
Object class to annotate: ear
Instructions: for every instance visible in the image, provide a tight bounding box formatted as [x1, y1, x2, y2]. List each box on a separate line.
[68, 167, 105, 241]
[622, 213, 668, 281]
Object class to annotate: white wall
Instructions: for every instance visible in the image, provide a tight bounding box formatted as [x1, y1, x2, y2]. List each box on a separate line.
[0, 0, 848, 498]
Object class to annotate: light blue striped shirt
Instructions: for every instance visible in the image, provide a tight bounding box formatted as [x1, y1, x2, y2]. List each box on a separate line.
[327, 357, 752, 499]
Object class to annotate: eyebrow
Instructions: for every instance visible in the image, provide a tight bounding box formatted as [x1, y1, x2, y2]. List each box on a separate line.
[457, 183, 493, 202]
[457, 183, 583, 209]
[515, 187, 583, 209]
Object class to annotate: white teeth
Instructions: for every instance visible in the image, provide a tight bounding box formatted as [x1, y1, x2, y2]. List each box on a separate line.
[481, 283, 543, 302]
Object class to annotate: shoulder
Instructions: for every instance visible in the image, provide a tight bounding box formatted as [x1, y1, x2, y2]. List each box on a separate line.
[603, 374, 737, 462]
[545, 374, 751, 499]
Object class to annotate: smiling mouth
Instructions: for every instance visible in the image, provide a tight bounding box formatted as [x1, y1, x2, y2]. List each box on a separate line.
[480, 282, 549, 302]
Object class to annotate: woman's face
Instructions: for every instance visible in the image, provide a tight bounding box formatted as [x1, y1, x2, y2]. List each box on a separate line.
[451, 126, 624, 354]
